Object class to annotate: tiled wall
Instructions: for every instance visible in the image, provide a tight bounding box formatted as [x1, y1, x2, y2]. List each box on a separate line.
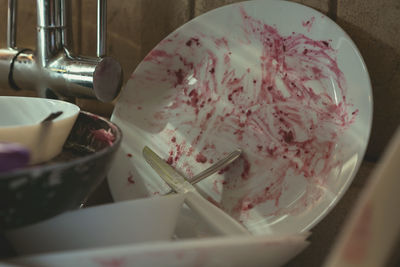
[0, 0, 399, 160]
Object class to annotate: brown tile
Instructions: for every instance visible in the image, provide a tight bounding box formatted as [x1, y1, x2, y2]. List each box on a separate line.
[0, 1, 36, 49]
[0, 88, 37, 97]
[79, 0, 190, 83]
[107, 30, 141, 84]
[138, 0, 191, 58]
[0, 0, 6, 47]
[0, 0, 81, 51]
[290, 0, 330, 14]
[194, 0, 330, 17]
[336, 0, 400, 160]
[79, 0, 97, 57]
[75, 98, 115, 118]
[194, 0, 243, 16]
[67, 0, 82, 53]
[16, 2, 36, 49]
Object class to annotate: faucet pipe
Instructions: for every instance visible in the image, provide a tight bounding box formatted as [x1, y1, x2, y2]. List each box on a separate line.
[0, 0, 122, 102]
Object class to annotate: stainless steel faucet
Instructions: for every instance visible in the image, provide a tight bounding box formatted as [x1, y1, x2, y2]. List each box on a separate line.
[0, 0, 122, 102]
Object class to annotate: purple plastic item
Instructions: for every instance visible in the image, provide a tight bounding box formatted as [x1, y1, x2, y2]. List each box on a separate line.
[0, 142, 30, 173]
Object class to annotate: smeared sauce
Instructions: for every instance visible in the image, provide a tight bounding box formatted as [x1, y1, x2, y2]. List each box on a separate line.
[122, 6, 358, 222]
[90, 129, 115, 146]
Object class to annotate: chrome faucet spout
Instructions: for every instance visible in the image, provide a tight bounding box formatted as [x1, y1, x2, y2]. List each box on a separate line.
[0, 0, 122, 102]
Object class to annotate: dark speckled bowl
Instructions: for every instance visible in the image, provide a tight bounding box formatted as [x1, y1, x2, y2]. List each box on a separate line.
[0, 111, 122, 231]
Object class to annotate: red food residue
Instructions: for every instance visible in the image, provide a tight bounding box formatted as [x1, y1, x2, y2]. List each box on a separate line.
[195, 153, 208, 163]
[128, 6, 358, 221]
[302, 16, 315, 32]
[127, 172, 135, 184]
[90, 128, 115, 146]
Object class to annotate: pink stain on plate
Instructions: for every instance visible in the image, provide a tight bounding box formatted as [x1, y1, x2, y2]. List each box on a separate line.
[127, 171, 135, 185]
[126, 6, 358, 220]
[90, 129, 115, 146]
[302, 16, 315, 32]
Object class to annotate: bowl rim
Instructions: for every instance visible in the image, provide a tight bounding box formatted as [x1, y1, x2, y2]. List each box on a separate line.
[0, 111, 122, 179]
[0, 96, 80, 129]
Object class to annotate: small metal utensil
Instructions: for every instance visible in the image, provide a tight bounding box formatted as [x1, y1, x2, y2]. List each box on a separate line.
[163, 148, 242, 195]
[189, 148, 242, 184]
[143, 146, 249, 236]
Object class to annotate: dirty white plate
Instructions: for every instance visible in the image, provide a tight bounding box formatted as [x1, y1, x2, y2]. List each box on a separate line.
[5, 195, 184, 255]
[108, 0, 372, 235]
[7, 233, 309, 267]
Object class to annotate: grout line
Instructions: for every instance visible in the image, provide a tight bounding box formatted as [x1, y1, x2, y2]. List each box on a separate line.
[77, 0, 82, 54]
[328, 0, 338, 21]
[189, 0, 195, 19]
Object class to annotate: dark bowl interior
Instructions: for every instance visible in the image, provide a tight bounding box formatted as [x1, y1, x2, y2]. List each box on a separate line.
[0, 111, 122, 231]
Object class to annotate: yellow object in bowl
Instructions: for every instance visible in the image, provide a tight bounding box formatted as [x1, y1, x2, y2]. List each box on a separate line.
[0, 96, 80, 164]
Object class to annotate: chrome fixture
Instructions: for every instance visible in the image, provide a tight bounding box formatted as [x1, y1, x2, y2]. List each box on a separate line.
[0, 0, 122, 102]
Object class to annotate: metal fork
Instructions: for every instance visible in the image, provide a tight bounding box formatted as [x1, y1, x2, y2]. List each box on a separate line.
[164, 148, 242, 194]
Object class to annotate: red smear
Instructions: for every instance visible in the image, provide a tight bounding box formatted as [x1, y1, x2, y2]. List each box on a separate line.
[186, 37, 200, 47]
[242, 203, 254, 211]
[196, 153, 207, 163]
[139, 7, 358, 216]
[241, 158, 251, 180]
[282, 130, 294, 143]
[127, 172, 135, 185]
[175, 69, 185, 86]
[171, 136, 176, 143]
[218, 166, 230, 175]
[214, 37, 229, 49]
[302, 16, 315, 32]
[90, 129, 115, 146]
[212, 180, 221, 194]
[227, 86, 244, 103]
[126, 153, 133, 158]
[166, 156, 174, 165]
[188, 90, 200, 108]
[143, 49, 171, 62]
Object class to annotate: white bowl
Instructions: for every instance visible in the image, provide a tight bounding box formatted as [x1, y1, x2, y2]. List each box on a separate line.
[108, 0, 372, 236]
[0, 96, 80, 165]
